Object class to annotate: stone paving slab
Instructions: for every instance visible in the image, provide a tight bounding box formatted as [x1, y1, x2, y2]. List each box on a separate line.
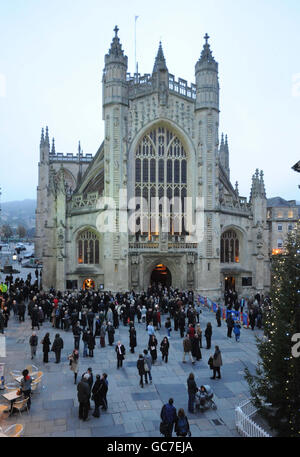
[0, 301, 263, 437]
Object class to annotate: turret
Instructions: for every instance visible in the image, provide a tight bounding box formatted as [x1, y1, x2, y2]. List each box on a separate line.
[250, 169, 267, 224]
[151, 41, 169, 105]
[102, 25, 128, 115]
[39, 126, 50, 163]
[195, 34, 219, 111]
[219, 133, 230, 178]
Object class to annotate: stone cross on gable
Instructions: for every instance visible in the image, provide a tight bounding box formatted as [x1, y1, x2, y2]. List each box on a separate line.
[114, 25, 119, 36]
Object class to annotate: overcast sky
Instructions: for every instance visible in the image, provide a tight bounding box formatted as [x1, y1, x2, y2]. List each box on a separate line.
[0, 0, 300, 203]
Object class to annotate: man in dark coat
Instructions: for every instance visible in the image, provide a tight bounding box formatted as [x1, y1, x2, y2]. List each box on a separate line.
[77, 374, 91, 421]
[31, 305, 40, 330]
[137, 354, 146, 388]
[226, 314, 234, 338]
[106, 322, 115, 346]
[216, 306, 222, 327]
[18, 301, 26, 322]
[73, 322, 82, 350]
[160, 398, 177, 437]
[51, 333, 64, 363]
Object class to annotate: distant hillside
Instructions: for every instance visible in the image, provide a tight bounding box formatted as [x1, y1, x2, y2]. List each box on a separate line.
[1, 199, 36, 229]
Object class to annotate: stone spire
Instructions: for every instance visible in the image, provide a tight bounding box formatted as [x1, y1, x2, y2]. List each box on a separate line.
[45, 126, 50, 147]
[235, 181, 239, 195]
[153, 41, 168, 73]
[250, 169, 263, 202]
[259, 170, 266, 198]
[51, 138, 55, 154]
[40, 128, 45, 147]
[105, 25, 127, 66]
[219, 133, 230, 178]
[198, 33, 217, 66]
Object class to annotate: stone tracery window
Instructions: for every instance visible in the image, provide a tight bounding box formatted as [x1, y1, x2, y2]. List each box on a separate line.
[77, 229, 100, 265]
[220, 230, 239, 263]
[134, 126, 187, 235]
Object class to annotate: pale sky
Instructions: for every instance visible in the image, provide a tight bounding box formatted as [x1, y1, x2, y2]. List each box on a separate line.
[0, 0, 300, 203]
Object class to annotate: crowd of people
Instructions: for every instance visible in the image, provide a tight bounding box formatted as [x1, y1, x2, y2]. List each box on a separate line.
[0, 273, 271, 435]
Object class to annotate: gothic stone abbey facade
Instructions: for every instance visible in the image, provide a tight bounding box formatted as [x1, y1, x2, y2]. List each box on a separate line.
[35, 27, 270, 299]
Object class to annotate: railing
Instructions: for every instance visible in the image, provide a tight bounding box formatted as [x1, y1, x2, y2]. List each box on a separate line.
[49, 153, 93, 163]
[235, 400, 271, 437]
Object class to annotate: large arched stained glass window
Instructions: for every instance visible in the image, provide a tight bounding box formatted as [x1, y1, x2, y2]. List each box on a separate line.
[134, 126, 187, 236]
[77, 230, 100, 265]
[220, 230, 239, 263]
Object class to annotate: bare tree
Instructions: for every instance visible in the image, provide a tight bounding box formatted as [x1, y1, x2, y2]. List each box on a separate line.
[1, 224, 13, 240]
[16, 224, 27, 239]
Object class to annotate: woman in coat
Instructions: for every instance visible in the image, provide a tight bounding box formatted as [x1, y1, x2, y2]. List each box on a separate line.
[68, 349, 79, 384]
[191, 333, 202, 361]
[100, 323, 106, 347]
[160, 337, 170, 363]
[113, 308, 119, 329]
[115, 341, 126, 368]
[211, 345, 222, 379]
[204, 322, 212, 349]
[187, 372, 198, 413]
[41, 332, 51, 363]
[195, 324, 202, 348]
[148, 335, 158, 364]
[91, 374, 102, 417]
[129, 324, 137, 353]
[137, 354, 146, 388]
[175, 408, 191, 437]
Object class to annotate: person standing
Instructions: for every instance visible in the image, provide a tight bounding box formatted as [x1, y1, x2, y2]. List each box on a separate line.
[204, 322, 212, 349]
[129, 324, 137, 353]
[160, 336, 170, 363]
[211, 345, 223, 379]
[87, 330, 95, 357]
[226, 313, 234, 338]
[148, 334, 158, 364]
[18, 301, 26, 322]
[91, 374, 102, 418]
[20, 369, 32, 410]
[191, 333, 202, 361]
[160, 398, 177, 438]
[0, 310, 5, 334]
[31, 305, 39, 330]
[77, 374, 91, 421]
[73, 322, 82, 350]
[106, 322, 115, 346]
[115, 341, 126, 369]
[143, 349, 152, 384]
[68, 349, 79, 384]
[29, 332, 38, 360]
[99, 373, 108, 411]
[178, 310, 186, 338]
[51, 333, 64, 363]
[216, 306, 222, 327]
[182, 335, 195, 364]
[175, 408, 191, 437]
[165, 317, 172, 338]
[99, 323, 106, 348]
[137, 354, 146, 388]
[82, 328, 89, 357]
[41, 332, 51, 363]
[187, 372, 198, 413]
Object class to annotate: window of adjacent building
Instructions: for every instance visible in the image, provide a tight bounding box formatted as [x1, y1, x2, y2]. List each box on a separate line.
[288, 210, 294, 218]
[277, 225, 283, 232]
[134, 126, 187, 236]
[288, 224, 293, 231]
[77, 230, 100, 265]
[277, 210, 283, 218]
[277, 239, 283, 248]
[220, 230, 240, 263]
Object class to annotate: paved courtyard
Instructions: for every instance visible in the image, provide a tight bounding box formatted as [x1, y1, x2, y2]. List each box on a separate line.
[0, 294, 263, 437]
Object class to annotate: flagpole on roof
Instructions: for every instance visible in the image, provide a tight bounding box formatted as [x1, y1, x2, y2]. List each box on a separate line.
[135, 15, 139, 81]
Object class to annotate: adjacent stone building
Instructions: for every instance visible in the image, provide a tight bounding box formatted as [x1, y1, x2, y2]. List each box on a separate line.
[35, 27, 272, 299]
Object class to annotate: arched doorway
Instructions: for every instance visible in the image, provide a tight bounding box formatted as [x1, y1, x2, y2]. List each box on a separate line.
[83, 278, 95, 290]
[150, 264, 172, 287]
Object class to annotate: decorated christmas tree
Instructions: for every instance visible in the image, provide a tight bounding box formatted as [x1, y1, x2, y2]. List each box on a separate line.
[245, 222, 300, 437]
